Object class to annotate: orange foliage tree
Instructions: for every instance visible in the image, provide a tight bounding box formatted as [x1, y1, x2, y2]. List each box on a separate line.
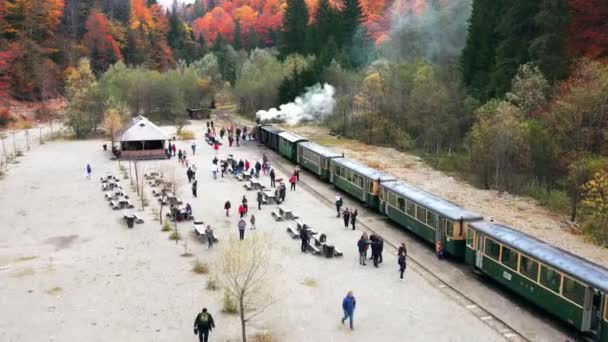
[84, 10, 124, 73]
[192, 7, 235, 46]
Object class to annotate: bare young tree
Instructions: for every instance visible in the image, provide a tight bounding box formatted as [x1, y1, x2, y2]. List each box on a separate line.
[219, 234, 274, 342]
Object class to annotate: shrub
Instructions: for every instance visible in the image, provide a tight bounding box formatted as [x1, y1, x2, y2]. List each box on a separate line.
[178, 129, 195, 140]
[192, 259, 209, 274]
[524, 183, 570, 215]
[169, 230, 181, 241]
[582, 217, 608, 247]
[222, 290, 238, 314]
[206, 276, 219, 290]
[161, 220, 172, 232]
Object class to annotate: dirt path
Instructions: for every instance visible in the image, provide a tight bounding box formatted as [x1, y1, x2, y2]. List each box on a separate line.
[220, 114, 608, 266]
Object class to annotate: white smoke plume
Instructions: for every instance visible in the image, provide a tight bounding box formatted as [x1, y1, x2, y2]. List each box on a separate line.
[256, 83, 336, 125]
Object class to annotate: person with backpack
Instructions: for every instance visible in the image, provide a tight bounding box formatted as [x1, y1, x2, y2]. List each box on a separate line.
[398, 244, 407, 280]
[335, 194, 343, 218]
[224, 201, 231, 217]
[341, 291, 356, 330]
[193, 308, 215, 342]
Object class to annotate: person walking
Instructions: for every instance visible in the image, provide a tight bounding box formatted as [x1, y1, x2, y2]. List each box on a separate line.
[255, 161, 261, 178]
[224, 200, 231, 217]
[351, 209, 358, 230]
[289, 173, 297, 191]
[357, 235, 367, 266]
[178, 149, 183, 162]
[86, 163, 92, 179]
[250, 214, 256, 230]
[341, 291, 356, 330]
[238, 218, 246, 240]
[342, 208, 350, 228]
[213, 142, 219, 154]
[205, 225, 214, 248]
[193, 308, 215, 342]
[335, 194, 343, 218]
[398, 245, 407, 280]
[187, 167, 194, 183]
[192, 180, 198, 198]
[300, 227, 309, 253]
[269, 168, 276, 188]
[238, 204, 246, 218]
[212, 164, 218, 179]
[191, 142, 197, 155]
[257, 190, 263, 210]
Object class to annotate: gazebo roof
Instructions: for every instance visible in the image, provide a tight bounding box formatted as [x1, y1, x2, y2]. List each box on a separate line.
[120, 116, 170, 142]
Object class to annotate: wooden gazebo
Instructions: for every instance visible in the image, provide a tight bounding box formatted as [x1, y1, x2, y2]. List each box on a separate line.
[118, 116, 169, 160]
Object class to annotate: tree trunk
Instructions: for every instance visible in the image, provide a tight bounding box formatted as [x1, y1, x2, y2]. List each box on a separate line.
[570, 191, 578, 222]
[134, 161, 140, 196]
[129, 160, 133, 185]
[140, 169, 145, 210]
[240, 298, 246, 342]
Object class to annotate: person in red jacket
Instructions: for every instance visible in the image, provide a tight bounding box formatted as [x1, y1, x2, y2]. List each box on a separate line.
[238, 204, 246, 218]
[289, 173, 297, 191]
[245, 160, 250, 171]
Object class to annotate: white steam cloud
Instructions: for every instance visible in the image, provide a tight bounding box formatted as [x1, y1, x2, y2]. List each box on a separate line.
[256, 83, 336, 125]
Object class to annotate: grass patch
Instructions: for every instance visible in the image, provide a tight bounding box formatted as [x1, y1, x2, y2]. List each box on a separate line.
[192, 259, 209, 274]
[46, 286, 63, 296]
[177, 129, 195, 140]
[302, 277, 317, 287]
[222, 290, 238, 314]
[169, 230, 182, 241]
[523, 183, 570, 215]
[161, 220, 172, 232]
[206, 276, 219, 290]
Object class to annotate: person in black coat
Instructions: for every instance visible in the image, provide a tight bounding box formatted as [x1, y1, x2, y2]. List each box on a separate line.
[398, 245, 407, 280]
[269, 169, 276, 188]
[357, 235, 367, 265]
[193, 308, 215, 342]
[192, 180, 198, 198]
[300, 227, 309, 253]
[370, 235, 381, 267]
[257, 191, 263, 210]
[378, 235, 384, 263]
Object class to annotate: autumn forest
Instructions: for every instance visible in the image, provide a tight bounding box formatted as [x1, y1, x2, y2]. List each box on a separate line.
[0, 0, 608, 244]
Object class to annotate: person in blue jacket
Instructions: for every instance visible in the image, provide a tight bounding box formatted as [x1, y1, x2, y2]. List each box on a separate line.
[341, 290, 356, 330]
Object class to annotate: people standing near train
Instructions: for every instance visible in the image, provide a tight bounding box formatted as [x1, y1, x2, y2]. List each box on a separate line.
[343, 208, 350, 228]
[294, 164, 301, 181]
[289, 173, 297, 191]
[335, 194, 343, 217]
[270, 168, 276, 188]
[398, 244, 407, 280]
[257, 190, 263, 210]
[238, 218, 246, 240]
[378, 235, 384, 263]
[357, 235, 367, 265]
[351, 209, 358, 230]
[224, 200, 231, 217]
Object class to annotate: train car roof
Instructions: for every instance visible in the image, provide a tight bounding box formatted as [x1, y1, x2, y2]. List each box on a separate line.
[299, 141, 343, 159]
[382, 181, 483, 221]
[470, 222, 608, 292]
[261, 126, 283, 134]
[333, 158, 396, 182]
[279, 131, 308, 143]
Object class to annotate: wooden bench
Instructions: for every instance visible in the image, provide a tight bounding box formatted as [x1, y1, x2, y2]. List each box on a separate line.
[286, 225, 300, 239]
[235, 174, 244, 182]
[308, 243, 321, 255]
[271, 210, 284, 221]
[125, 200, 135, 209]
[333, 247, 343, 257]
[110, 200, 120, 210]
[278, 206, 298, 220]
[243, 183, 254, 191]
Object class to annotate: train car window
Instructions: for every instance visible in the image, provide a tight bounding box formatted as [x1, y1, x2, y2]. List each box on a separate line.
[427, 212, 437, 229]
[446, 221, 454, 237]
[519, 255, 539, 281]
[397, 197, 406, 212]
[500, 246, 519, 271]
[484, 238, 500, 260]
[416, 206, 426, 223]
[562, 276, 585, 306]
[466, 229, 475, 248]
[389, 192, 396, 206]
[540, 265, 562, 294]
[407, 202, 416, 217]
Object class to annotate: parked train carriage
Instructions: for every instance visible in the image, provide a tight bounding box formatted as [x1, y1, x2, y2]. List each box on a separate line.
[260, 126, 283, 151]
[278, 132, 307, 162]
[297, 142, 343, 181]
[379, 181, 483, 258]
[330, 158, 396, 210]
[466, 222, 608, 341]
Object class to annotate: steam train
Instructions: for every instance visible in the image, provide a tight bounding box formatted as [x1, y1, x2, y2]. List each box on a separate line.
[256, 124, 608, 341]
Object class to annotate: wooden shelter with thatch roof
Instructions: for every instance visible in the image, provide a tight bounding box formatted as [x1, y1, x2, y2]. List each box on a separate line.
[117, 116, 170, 160]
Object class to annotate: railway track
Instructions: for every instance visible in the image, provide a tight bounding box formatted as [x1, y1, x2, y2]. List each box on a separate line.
[270, 156, 530, 341]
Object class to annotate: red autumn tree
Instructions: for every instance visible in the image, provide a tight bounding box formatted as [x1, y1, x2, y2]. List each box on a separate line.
[568, 0, 608, 59]
[84, 10, 124, 73]
[193, 7, 235, 46]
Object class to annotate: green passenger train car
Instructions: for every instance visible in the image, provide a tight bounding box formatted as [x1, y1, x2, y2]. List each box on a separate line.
[379, 181, 483, 258]
[278, 132, 307, 162]
[297, 141, 343, 181]
[330, 158, 396, 210]
[466, 222, 608, 341]
[260, 126, 283, 151]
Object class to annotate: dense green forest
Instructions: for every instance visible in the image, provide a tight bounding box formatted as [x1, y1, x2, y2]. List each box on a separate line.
[1, 0, 607, 244]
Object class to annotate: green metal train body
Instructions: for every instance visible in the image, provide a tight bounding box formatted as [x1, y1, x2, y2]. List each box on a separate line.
[329, 158, 396, 210]
[466, 222, 608, 341]
[297, 141, 343, 181]
[278, 132, 307, 162]
[257, 124, 608, 340]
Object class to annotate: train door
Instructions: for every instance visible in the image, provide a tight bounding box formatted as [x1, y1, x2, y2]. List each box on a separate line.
[475, 234, 483, 268]
[435, 217, 446, 256]
[582, 287, 603, 334]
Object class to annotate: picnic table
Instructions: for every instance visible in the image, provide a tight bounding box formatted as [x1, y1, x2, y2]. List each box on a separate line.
[250, 179, 264, 190]
[278, 206, 298, 220]
[263, 190, 276, 204]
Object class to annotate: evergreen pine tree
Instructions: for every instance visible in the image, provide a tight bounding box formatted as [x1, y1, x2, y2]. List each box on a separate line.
[194, 0, 205, 17]
[490, 0, 541, 97]
[234, 20, 242, 50]
[461, 0, 505, 101]
[339, 0, 364, 48]
[198, 33, 207, 57]
[280, 0, 310, 56]
[312, 0, 338, 54]
[207, 0, 216, 11]
[168, 0, 186, 60]
[213, 33, 225, 53]
[247, 26, 258, 51]
[529, 0, 570, 83]
[147, 0, 158, 6]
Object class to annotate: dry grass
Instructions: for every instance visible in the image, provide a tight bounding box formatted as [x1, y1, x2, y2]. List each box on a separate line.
[206, 276, 219, 290]
[222, 290, 238, 314]
[177, 129, 195, 140]
[192, 259, 209, 274]
[168, 230, 182, 241]
[46, 286, 63, 297]
[161, 220, 172, 232]
[302, 277, 317, 287]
